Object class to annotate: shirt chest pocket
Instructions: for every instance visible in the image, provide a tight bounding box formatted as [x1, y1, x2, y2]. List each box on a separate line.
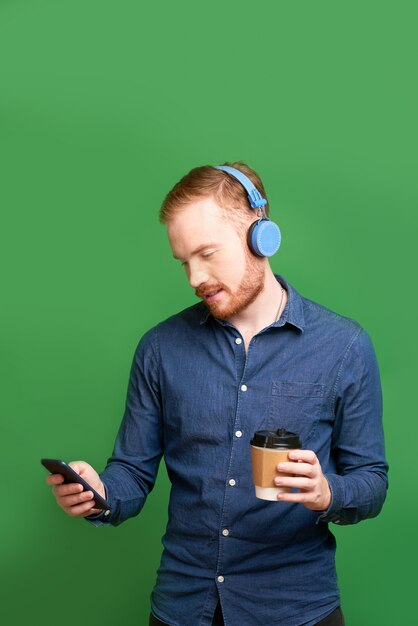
[268, 381, 326, 448]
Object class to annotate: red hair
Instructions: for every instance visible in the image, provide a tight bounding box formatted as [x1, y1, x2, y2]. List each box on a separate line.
[159, 161, 269, 226]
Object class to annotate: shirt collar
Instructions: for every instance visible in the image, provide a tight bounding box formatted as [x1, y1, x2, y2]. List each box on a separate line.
[199, 274, 305, 332]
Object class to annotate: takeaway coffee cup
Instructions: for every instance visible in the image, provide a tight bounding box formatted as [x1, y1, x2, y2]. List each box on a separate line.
[250, 428, 302, 501]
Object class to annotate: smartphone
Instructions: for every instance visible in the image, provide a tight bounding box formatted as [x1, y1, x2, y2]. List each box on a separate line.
[41, 458, 110, 511]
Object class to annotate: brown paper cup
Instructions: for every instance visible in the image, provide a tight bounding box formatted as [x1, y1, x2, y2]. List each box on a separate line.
[251, 445, 296, 501]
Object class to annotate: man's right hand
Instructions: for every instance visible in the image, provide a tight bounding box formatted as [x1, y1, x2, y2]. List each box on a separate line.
[45, 461, 106, 518]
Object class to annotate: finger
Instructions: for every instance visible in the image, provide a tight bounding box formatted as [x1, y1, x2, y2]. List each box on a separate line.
[58, 490, 94, 509]
[88, 507, 103, 516]
[275, 476, 313, 490]
[46, 473, 65, 486]
[63, 499, 97, 518]
[287, 449, 317, 464]
[277, 491, 316, 503]
[277, 489, 328, 509]
[52, 482, 84, 498]
[277, 462, 315, 477]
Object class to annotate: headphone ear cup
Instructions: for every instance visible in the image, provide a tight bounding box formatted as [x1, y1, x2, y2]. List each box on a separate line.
[247, 219, 282, 257]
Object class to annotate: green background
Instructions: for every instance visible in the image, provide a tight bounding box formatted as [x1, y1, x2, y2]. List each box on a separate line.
[1, 1, 416, 624]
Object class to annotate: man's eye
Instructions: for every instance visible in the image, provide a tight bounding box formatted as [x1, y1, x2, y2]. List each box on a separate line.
[202, 251, 215, 258]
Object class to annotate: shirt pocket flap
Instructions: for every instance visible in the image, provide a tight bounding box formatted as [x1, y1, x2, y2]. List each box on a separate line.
[272, 381, 325, 398]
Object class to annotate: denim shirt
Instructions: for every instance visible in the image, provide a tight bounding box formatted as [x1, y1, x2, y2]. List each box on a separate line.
[91, 276, 388, 626]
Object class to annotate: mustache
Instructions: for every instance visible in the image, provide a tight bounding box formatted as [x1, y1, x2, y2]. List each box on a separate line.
[195, 283, 225, 298]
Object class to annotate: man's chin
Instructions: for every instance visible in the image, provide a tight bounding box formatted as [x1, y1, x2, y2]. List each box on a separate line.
[206, 298, 242, 322]
[206, 284, 264, 321]
[203, 296, 231, 321]
[205, 303, 228, 320]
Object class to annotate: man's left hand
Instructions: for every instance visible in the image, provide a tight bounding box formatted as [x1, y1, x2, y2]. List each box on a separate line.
[274, 449, 331, 511]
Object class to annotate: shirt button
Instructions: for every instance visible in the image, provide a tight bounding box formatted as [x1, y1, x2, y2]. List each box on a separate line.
[217, 576, 225, 583]
[235, 430, 243, 438]
[104, 510, 110, 517]
[222, 529, 230, 536]
[241, 384, 248, 392]
[235, 337, 242, 345]
[229, 479, 236, 486]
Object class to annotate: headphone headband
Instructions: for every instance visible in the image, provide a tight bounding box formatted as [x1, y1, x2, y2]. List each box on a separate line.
[214, 165, 267, 210]
[213, 164, 281, 257]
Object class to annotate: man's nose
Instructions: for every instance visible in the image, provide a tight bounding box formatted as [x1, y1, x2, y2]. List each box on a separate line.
[187, 262, 209, 289]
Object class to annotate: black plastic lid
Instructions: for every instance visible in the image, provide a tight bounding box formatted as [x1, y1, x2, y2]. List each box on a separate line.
[250, 428, 301, 449]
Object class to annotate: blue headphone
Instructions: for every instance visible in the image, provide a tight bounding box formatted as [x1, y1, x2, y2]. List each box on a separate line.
[214, 165, 281, 257]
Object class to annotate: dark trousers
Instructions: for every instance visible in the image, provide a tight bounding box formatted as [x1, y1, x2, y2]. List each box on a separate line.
[149, 603, 344, 625]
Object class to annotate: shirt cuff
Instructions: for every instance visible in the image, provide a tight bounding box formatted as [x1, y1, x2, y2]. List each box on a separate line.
[84, 482, 111, 526]
[316, 473, 345, 524]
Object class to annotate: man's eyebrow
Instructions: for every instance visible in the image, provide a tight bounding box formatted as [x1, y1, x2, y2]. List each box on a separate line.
[173, 243, 218, 261]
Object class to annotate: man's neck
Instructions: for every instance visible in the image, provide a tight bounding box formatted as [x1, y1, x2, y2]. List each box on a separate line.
[228, 270, 287, 346]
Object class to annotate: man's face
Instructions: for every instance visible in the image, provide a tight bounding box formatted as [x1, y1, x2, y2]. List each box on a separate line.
[167, 197, 265, 320]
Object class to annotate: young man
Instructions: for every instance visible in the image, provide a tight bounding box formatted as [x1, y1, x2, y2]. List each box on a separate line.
[47, 162, 388, 626]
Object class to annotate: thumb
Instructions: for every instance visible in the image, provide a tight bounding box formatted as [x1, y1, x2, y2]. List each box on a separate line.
[67, 460, 88, 476]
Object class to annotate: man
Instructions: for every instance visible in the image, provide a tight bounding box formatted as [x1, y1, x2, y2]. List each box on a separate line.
[47, 162, 388, 626]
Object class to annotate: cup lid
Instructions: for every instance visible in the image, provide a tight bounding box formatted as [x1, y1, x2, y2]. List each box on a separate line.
[251, 428, 301, 449]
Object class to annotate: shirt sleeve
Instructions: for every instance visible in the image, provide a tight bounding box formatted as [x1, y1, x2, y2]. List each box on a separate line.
[318, 327, 388, 525]
[87, 327, 163, 527]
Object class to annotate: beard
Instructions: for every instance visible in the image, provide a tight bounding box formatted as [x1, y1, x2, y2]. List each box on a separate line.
[196, 253, 265, 321]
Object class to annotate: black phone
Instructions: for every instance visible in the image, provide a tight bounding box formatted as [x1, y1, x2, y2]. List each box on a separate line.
[41, 458, 110, 512]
